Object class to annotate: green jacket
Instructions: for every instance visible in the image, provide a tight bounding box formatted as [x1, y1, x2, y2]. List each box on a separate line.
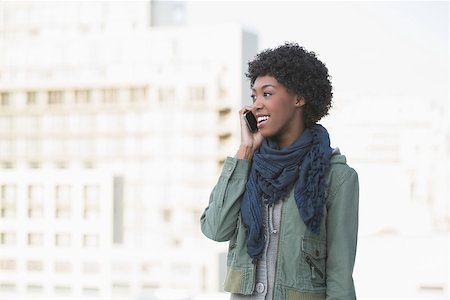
[201, 153, 359, 300]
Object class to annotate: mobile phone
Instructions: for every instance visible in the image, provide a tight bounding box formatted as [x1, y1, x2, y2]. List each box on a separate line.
[244, 111, 258, 133]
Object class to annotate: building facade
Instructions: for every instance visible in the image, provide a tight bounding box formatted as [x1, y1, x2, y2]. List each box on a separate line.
[0, 2, 257, 299]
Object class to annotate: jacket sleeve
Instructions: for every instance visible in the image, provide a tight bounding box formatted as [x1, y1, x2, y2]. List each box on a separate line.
[200, 156, 250, 242]
[326, 168, 359, 300]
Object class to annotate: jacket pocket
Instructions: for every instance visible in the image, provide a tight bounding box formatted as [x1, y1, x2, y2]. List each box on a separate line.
[300, 237, 327, 288]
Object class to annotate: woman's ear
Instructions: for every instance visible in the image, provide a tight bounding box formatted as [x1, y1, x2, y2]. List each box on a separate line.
[295, 96, 306, 107]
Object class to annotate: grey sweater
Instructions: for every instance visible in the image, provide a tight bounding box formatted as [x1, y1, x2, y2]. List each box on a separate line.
[230, 200, 283, 300]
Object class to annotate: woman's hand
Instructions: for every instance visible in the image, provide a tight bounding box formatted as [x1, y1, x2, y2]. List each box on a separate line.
[235, 106, 264, 160]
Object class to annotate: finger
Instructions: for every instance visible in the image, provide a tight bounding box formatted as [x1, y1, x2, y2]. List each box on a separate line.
[239, 106, 254, 115]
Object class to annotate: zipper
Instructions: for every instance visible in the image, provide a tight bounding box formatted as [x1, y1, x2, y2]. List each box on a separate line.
[305, 256, 324, 279]
[268, 204, 278, 234]
[271, 202, 283, 300]
[251, 263, 256, 292]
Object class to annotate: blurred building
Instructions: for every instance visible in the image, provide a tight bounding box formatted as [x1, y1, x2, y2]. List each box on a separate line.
[0, 2, 257, 299]
[323, 95, 449, 298]
[1, 1, 448, 300]
[324, 95, 449, 235]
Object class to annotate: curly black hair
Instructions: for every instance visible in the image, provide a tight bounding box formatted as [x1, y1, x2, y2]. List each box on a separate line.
[246, 42, 333, 127]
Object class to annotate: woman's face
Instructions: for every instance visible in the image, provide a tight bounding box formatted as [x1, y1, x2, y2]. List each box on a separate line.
[251, 75, 305, 147]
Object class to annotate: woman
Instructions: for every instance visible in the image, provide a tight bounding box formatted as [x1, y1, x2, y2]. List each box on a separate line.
[201, 43, 359, 300]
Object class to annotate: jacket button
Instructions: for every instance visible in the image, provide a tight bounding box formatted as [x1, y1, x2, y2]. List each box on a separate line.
[315, 249, 320, 257]
[255, 282, 265, 294]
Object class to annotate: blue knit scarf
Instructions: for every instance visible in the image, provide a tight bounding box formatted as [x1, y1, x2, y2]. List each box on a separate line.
[241, 124, 332, 262]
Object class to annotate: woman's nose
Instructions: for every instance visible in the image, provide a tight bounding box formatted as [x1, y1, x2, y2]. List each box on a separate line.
[252, 97, 263, 110]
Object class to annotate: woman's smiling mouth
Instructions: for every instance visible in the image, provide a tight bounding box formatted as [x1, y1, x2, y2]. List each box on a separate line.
[257, 115, 270, 128]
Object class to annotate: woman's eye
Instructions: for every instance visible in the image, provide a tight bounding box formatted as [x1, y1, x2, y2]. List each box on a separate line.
[263, 92, 272, 97]
[250, 94, 256, 102]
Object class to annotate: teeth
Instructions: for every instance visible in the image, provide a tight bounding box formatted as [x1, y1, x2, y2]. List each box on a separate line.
[257, 116, 269, 122]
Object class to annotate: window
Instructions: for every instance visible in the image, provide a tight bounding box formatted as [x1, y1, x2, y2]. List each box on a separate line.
[27, 91, 37, 105]
[1, 161, 14, 169]
[141, 261, 161, 275]
[171, 263, 191, 275]
[74, 89, 91, 104]
[28, 161, 41, 169]
[84, 185, 99, 202]
[28, 185, 44, 218]
[0, 282, 16, 292]
[78, 114, 96, 131]
[125, 112, 140, 132]
[28, 233, 44, 246]
[0, 259, 16, 271]
[217, 72, 228, 99]
[111, 262, 130, 273]
[141, 283, 159, 290]
[55, 233, 71, 247]
[55, 161, 68, 169]
[102, 88, 118, 103]
[129, 87, 148, 103]
[83, 161, 95, 169]
[125, 137, 140, 156]
[26, 284, 43, 294]
[106, 114, 123, 131]
[188, 86, 206, 101]
[158, 87, 175, 103]
[218, 132, 231, 147]
[0, 185, 16, 218]
[0, 232, 16, 245]
[0, 139, 14, 156]
[55, 185, 71, 219]
[162, 208, 172, 223]
[25, 115, 41, 131]
[0, 116, 13, 132]
[52, 138, 67, 155]
[218, 107, 231, 121]
[84, 185, 100, 219]
[48, 90, 63, 105]
[141, 263, 151, 273]
[54, 261, 71, 273]
[82, 286, 100, 295]
[0, 92, 9, 107]
[112, 282, 130, 294]
[25, 138, 40, 156]
[47, 115, 67, 131]
[83, 234, 99, 247]
[82, 262, 99, 274]
[54, 286, 71, 295]
[27, 260, 43, 272]
[79, 138, 95, 157]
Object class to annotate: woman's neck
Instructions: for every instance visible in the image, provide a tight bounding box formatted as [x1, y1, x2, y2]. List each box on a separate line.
[275, 125, 305, 149]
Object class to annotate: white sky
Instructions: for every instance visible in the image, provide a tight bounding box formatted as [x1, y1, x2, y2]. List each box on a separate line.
[186, 1, 449, 105]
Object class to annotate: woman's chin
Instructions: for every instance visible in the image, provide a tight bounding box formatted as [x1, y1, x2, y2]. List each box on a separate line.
[258, 129, 274, 139]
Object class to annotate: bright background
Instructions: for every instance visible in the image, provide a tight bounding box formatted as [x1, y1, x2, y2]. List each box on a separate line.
[186, 2, 449, 299]
[187, 1, 448, 102]
[0, 1, 448, 299]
